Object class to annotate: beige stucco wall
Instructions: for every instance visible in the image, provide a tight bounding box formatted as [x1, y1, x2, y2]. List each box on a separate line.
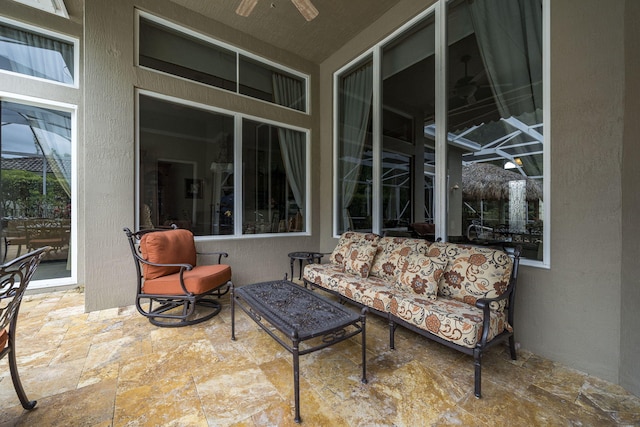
[82, 0, 320, 311]
[621, 0, 640, 396]
[318, 0, 637, 394]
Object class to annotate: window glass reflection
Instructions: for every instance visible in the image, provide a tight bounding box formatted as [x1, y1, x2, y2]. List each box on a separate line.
[0, 21, 74, 84]
[242, 120, 307, 234]
[138, 95, 235, 236]
[447, 0, 543, 259]
[1, 101, 72, 280]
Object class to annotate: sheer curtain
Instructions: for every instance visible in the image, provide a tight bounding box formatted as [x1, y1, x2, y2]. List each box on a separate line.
[0, 24, 73, 84]
[467, 0, 543, 119]
[339, 63, 373, 232]
[272, 74, 306, 218]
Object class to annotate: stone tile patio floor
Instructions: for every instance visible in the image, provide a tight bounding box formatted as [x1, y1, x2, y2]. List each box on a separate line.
[0, 287, 639, 426]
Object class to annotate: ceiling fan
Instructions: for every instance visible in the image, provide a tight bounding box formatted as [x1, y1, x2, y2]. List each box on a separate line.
[236, 0, 319, 22]
[452, 55, 479, 104]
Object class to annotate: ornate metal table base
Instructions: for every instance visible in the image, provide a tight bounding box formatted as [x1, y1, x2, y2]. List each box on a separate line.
[232, 279, 367, 423]
[287, 252, 324, 281]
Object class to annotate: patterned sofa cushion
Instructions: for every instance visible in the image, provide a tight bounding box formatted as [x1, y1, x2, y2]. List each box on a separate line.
[329, 231, 360, 265]
[395, 253, 447, 300]
[437, 243, 513, 310]
[304, 263, 349, 294]
[329, 232, 380, 267]
[304, 263, 394, 313]
[389, 289, 510, 348]
[344, 239, 379, 278]
[369, 237, 431, 282]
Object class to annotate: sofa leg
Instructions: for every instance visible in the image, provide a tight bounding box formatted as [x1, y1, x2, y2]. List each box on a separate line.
[474, 348, 482, 398]
[509, 335, 517, 360]
[389, 321, 396, 350]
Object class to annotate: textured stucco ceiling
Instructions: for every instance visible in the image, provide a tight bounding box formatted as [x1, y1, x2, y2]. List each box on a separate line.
[169, 0, 403, 63]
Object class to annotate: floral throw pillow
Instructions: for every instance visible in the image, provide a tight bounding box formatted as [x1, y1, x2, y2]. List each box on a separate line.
[329, 232, 359, 265]
[344, 241, 379, 278]
[439, 250, 512, 310]
[395, 253, 447, 299]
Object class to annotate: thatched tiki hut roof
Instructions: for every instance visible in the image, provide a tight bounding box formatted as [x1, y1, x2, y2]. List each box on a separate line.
[462, 163, 543, 201]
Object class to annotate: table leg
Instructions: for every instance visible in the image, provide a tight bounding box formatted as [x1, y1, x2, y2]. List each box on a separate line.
[290, 257, 295, 282]
[360, 308, 368, 384]
[231, 284, 236, 341]
[293, 338, 301, 423]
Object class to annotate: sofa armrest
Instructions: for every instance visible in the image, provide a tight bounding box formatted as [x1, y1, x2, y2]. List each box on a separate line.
[475, 284, 513, 311]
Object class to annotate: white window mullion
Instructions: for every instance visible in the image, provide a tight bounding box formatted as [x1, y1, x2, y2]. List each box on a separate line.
[371, 46, 383, 235]
[434, 0, 448, 241]
[234, 115, 243, 236]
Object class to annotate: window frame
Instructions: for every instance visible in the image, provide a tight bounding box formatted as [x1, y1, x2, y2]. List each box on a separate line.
[135, 10, 311, 115]
[135, 89, 311, 240]
[333, 0, 550, 268]
[0, 16, 79, 88]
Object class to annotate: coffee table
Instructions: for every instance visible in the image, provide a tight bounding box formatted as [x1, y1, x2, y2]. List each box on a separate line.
[231, 279, 367, 423]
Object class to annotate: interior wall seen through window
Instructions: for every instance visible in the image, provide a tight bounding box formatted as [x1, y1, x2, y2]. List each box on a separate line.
[139, 95, 235, 235]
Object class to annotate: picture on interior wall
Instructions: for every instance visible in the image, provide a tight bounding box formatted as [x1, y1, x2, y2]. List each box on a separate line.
[185, 179, 203, 199]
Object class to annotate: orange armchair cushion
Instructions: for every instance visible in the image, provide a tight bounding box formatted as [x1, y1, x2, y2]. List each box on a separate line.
[142, 264, 232, 295]
[140, 229, 197, 280]
[0, 328, 7, 350]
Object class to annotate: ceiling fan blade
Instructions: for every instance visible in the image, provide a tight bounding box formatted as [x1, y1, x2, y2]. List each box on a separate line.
[236, 0, 258, 17]
[291, 0, 319, 21]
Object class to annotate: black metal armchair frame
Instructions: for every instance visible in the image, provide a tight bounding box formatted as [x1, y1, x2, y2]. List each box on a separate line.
[0, 246, 50, 410]
[123, 226, 231, 327]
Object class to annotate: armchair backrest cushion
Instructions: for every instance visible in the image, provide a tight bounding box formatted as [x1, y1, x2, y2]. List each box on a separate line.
[0, 328, 7, 351]
[140, 229, 197, 280]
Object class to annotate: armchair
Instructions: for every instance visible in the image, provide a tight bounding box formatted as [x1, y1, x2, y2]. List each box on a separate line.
[1, 246, 50, 409]
[123, 226, 232, 327]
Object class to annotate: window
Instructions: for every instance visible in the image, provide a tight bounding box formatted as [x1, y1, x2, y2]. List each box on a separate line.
[0, 18, 75, 85]
[137, 12, 309, 113]
[8, 0, 69, 18]
[138, 92, 308, 237]
[335, 58, 373, 233]
[335, 0, 546, 264]
[139, 17, 237, 92]
[1, 100, 73, 281]
[242, 119, 307, 235]
[239, 56, 307, 111]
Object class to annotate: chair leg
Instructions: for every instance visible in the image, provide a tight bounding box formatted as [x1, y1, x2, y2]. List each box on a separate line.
[8, 337, 37, 410]
[473, 347, 482, 398]
[509, 335, 518, 360]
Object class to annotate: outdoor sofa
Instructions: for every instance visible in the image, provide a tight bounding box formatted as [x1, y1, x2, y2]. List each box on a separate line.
[303, 231, 521, 398]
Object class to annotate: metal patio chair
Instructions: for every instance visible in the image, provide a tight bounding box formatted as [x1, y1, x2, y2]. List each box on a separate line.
[0, 246, 50, 410]
[124, 226, 232, 327]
